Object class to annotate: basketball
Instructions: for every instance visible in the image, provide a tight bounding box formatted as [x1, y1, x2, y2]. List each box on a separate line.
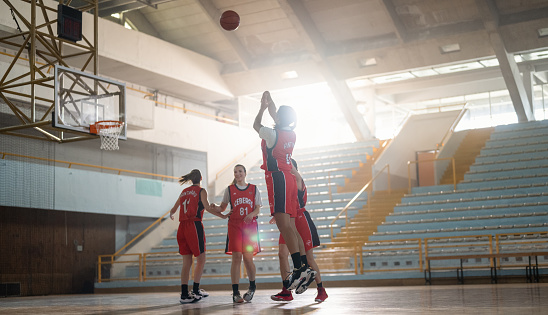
[220, 10, 240, 31]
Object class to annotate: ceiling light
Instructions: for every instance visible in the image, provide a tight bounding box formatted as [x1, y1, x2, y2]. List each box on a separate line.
[358, 57, 377, 67]
[479, 58, 499, 67]
[370, 72, 414, 84]
[410, 69, 438, 77]
[281, 71, 298, 80]
[537, 28, 548, 37]
[111, 13, 120, 19]
[439, 43, 461, 54]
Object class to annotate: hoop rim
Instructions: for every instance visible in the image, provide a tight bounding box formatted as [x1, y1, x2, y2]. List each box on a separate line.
[90, 120, 123, 134]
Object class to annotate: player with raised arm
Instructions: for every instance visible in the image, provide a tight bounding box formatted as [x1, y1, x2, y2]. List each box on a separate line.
[253, 91, 313, 292]
[169, 169, 227, 304]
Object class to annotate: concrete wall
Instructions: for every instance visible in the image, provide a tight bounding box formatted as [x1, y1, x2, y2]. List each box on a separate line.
[373, 110, 460, 190]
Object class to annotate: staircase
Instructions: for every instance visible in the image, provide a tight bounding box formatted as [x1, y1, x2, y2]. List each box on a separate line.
[315, 189, 407, 271]
[439, 127, 493, 185]
[337, 140, 388, 193]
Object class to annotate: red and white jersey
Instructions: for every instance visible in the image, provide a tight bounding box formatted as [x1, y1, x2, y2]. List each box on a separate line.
[260, 129, 296, 173]
[178, 185, 204, 222]
[228, 184, 257, 221]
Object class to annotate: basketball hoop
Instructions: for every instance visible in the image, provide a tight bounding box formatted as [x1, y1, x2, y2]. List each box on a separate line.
[91, 120, 124, 150]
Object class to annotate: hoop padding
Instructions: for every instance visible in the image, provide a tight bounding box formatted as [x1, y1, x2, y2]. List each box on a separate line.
[94, 121, 124, 150]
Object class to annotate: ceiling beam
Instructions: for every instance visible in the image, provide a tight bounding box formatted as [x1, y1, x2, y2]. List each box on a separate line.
[379, 0, 407, 43]
[279, 0, 372, 141]
[476, 0, 534, 122]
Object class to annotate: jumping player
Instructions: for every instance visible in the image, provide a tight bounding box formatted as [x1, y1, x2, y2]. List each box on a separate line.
[169, 169, 227, 304]
[210, 164, 262, 303]
[271, 159, 328, 303]
[253, 91, 313, 291]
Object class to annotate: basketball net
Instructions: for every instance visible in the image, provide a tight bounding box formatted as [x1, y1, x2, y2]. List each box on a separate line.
[94, 121, 124, 150]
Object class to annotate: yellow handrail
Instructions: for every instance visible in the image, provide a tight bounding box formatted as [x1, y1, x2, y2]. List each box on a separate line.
[1, 151, 179, 181]
[436, 103, 468, 153]
[113, 209, 172, 256]
[329, 164, 391, 242]
[97, 253, 142, 283]
[215, 144, 257, 179]
[407, 157, 456, 193]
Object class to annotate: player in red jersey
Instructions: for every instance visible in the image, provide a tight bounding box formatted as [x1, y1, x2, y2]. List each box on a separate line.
[253, 91, 313, 292]
[210, 164, 262, 303]
[271, 159, 328, 303]
[169, 169, 227, 304]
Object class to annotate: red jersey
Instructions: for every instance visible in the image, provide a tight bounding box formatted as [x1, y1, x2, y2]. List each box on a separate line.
[178, 185, 205, 222]
[228, 184, 257, 221]
[261, 129, 296, 172]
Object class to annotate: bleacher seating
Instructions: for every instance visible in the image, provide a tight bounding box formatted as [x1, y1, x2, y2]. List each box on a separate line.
[363, 120, 548, 274]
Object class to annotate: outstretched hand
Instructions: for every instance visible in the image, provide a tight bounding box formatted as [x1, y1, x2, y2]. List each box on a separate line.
[261, 91, 272, 110]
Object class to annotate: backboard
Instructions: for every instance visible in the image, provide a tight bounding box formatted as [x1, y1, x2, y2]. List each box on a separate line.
[53, 65, 126, 139]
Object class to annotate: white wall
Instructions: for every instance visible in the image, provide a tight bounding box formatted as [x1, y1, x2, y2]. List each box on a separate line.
[128, 105, 259, 194]
[373, 111, 460, 190]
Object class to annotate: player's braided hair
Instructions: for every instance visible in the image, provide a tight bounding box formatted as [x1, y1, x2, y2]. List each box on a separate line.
[179, 169, 201, 185]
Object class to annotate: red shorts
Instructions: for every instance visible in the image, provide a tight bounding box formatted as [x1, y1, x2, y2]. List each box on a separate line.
[280, 210, 320, 252]
[177, 220, 206, 257]
[265, 171, 299, 218]
[225, 219, 261, 255]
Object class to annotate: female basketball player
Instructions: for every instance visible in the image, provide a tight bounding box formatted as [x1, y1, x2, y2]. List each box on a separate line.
[210, 164, 262, 303]
[253, 91, 313, 291]
[169, 169, 227, 304]
[270, 159, 328, 303]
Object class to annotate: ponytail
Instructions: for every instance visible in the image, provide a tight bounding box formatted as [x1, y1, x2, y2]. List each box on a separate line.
[179, 169, 201, 185]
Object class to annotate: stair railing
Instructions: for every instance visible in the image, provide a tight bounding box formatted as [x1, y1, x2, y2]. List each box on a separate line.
[329, 164, 391, 243]
[407, 157, 456, 193]
[435, 103, 469, 154]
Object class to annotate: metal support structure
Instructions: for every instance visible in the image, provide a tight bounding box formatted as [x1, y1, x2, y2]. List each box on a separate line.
[476, 0, 534, 122]
[0, 0, 99, 142]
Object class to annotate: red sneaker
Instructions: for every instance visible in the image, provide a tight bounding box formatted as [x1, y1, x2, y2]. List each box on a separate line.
[315, 287, 328, 303]
[271, 287, 293, 301]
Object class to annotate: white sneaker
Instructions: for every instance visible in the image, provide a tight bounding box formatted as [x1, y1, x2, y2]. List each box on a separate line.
[195, 288, 209, 298]
[296, 269, 317, 294]
[180, 291, 201, 304]
[243, 287, 256, 302]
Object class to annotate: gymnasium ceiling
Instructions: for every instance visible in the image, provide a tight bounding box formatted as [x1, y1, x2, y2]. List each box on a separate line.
[75, 0, 548, 137]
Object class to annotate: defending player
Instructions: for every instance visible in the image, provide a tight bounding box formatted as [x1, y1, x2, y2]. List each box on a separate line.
[169, 169, 227, 304]
[253, 91, 313, 291]
[271, 159, 328, 303]
[210, 164, 262, 303]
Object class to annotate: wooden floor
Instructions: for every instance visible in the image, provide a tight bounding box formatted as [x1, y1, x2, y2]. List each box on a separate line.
[1, 283, 547, 314]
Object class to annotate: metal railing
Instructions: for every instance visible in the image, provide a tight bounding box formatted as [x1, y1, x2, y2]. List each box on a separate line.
[329, 164, 391, 242]
[1, 151, 180, 181]
[436, 103, 469, 153]
[407, 157, 456, 193]
[97, 253, 142, 283]
[361, 238, 423, 273]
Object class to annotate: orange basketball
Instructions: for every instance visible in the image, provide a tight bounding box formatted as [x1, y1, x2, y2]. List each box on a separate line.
[220, 10, 240, 31]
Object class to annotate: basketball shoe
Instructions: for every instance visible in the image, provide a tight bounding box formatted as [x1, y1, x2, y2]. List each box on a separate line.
[271, 287, 293, 301]
[180, 291, 201, 304]
[315, 287, 328, 303]
[243, 287, 255, 302]
[194, 288, 209, 298]
[286, 265, 312, 290]
[233, 291, 244, 303]
[295, 269, 317, 294]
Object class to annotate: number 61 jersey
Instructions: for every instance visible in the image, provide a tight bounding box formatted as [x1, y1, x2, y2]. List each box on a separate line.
[179, 185, 204, 222]
[228, 184, 257, 221]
